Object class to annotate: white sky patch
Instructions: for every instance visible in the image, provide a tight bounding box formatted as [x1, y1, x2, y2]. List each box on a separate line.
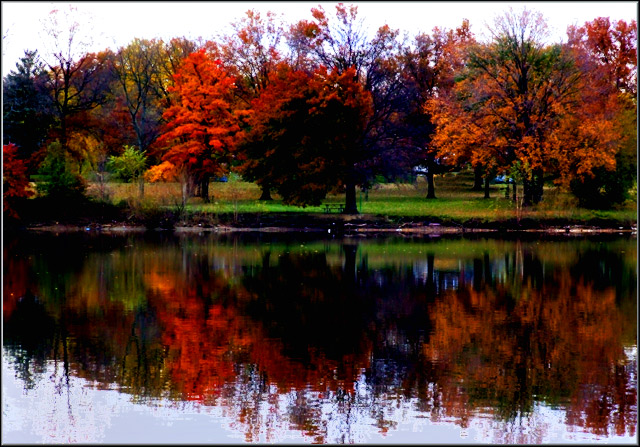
[1, 1, 637, 76]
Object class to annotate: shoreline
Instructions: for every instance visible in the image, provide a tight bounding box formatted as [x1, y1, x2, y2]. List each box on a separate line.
[20, 221, 638, 236]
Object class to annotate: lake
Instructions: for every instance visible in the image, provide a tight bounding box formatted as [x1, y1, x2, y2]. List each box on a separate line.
[2, 231, 637, 444]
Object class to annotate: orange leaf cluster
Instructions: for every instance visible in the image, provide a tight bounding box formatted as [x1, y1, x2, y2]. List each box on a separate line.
[3, 143, 33, 219]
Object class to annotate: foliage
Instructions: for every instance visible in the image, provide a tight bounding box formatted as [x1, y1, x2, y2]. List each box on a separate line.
[3, 143, 34, 219]
[2, 50, 54, 162]
[287, 4, 411, 211]
[220, 9, 285, 104]
[2, 6, 637, 220]
[155, 48, 243, 202]
[106, 145, 148, 182]
[427, 9, 625, 206]
[111, 38, 168, 152]
[398, 20, 476, 198]
[36, 141, 86, 200]
[43, 49, 114, 152]
[239, 64, 372, 208]
[566, 17, 637, 208]
[567, 16, 637, 96]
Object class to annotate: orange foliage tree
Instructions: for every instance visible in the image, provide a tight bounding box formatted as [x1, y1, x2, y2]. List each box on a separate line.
[564, 17, 637, 208]
[154, 48, 243, 204]
[427, 9, 624, 205]
[399, 20, 475, 199]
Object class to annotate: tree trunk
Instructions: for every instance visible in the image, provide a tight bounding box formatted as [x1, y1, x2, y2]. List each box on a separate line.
[343, 180, 359, 214]
[523, 169, 543, 206]
[258, 184, 273, 201]
[138, 176, 144, 199]
[533, 169, 544, 204]
[484, 175, 490, 199]
[199, 177, 210, 203]
[425, 172, 436, 199]
[472, 165, 484, 191]
[181, 181, 188, 209]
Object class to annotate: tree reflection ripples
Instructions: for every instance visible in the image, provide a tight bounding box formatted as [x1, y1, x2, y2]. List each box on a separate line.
[3, 233, 637, 443]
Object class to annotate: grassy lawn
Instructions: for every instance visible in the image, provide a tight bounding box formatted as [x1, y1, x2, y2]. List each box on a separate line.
[90, 170, 637, 225]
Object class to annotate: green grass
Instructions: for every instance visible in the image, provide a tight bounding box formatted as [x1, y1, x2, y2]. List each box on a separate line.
[87, 170, 637, 226]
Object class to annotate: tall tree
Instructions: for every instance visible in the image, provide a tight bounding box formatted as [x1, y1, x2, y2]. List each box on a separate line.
[40, 6, 112, 155]
[287, 3, 404, 213]
[2, 50, 54, 166]
[239, 64, 372, 208]
[155, 49, 242, 204]
[220, 9, 286, 200]
[111, 38, 167, 153]
[399, 20, 475, 199]
[565, 18, 637, 208]
[428, 9, 622, 206]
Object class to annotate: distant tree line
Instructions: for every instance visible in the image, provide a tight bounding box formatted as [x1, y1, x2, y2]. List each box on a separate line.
[3, 4, 637, 216]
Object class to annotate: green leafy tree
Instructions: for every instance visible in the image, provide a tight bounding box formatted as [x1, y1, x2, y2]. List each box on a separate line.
[107, 145, 148, 197]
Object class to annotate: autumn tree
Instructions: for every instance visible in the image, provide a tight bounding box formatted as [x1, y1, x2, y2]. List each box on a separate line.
[40, 6, 113, 157]
[399, 20, 475, 199]
[220, 9, 286, 200]
[566, 18, 637, 208]
[238, 63, 306, 203]
[111, 38, 168, 154]
[239, 63, 372, 208]
[428, 9, 623, 205]
[155, 37, 201, 108]
[287, 3, 405, 213]
[154, 49, 242, 204]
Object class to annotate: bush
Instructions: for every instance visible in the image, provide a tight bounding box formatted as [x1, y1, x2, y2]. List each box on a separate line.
[570, 163, 635, 209]
[127, 200, 178, 230]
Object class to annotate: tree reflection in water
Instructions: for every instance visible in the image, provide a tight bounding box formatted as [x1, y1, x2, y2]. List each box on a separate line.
[3, 233, 637, 443]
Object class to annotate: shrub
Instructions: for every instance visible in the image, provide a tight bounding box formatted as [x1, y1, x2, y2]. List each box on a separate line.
[3, 143, 33, 219]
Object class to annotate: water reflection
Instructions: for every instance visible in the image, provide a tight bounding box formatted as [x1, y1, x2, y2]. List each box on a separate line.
[3, 233, 637, 443]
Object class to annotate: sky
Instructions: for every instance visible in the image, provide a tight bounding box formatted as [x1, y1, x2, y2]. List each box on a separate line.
[1, 1, 638, 77]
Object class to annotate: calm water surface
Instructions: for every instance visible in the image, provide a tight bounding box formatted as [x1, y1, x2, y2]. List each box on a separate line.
[2, 232, 637, 444]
